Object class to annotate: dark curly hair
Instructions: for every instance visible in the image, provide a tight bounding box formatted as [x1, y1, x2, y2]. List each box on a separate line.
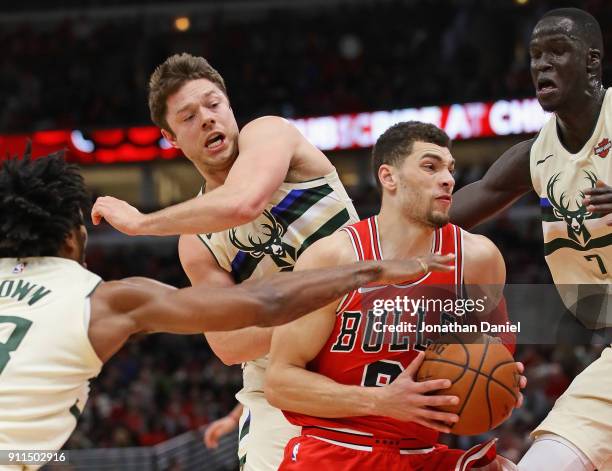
[0, 147, 91, 258]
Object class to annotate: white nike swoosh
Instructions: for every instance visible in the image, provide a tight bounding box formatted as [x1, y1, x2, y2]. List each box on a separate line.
[357, 285, 389, 294]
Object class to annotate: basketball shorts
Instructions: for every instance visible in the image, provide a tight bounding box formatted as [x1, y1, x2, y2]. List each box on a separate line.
[532, 346, 612, 471]
[236, 391, 300, 471]
[278, 427, 498, 471]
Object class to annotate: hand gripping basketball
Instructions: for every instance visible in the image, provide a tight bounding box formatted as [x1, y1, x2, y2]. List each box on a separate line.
[373, 351, 460, 433]
[416, 333, 526, 435]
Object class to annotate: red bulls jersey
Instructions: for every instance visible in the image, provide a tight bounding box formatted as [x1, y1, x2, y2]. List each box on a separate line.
[284, 216, 465, 445]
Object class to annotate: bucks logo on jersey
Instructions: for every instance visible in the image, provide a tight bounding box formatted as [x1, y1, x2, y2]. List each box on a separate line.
[229, 210, 296, 270]
[546, 170, 598, 246]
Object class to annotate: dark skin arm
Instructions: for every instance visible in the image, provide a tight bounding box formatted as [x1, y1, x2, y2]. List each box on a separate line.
[88, 254, 455, 362]
[584, 180, 612, 224]
[449, 139, 534, 229]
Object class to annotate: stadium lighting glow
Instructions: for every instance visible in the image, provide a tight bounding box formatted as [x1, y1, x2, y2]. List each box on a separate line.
[174, 16, 190, 32]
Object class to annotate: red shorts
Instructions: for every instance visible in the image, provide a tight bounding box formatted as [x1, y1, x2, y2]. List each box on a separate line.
[279, 428, 497, 471]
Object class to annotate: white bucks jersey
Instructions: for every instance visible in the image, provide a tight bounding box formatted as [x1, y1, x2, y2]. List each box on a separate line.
[200, 170, 358, 282]
[530, 88, 612, 326]
[0, 257, 102, 459]
[200, 170, 358, 388]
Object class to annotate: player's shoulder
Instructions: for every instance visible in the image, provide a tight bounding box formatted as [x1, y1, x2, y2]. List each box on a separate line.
[92, 278, 175, 314]
[499, 137, 536, 168]
[461, 231, 498, 255]
[294, 230, 356, 270]
[179, 233, 217, 268]
[240, 115, 296, 136]
[461, 230, 505, 285]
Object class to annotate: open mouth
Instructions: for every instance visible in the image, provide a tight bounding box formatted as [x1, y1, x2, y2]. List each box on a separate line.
[205, 132, 226, 150]
[537, 77, 558, 93]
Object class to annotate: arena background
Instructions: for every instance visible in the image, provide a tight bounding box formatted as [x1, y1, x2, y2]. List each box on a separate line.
[1, 0, 610, 469]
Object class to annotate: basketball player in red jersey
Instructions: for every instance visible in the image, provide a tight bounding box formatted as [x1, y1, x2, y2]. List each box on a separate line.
[266, 122, 526, 471]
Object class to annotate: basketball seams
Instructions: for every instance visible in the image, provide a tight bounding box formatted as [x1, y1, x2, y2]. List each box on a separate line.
[420, 357, 518, 397]
[486, 360, 519, 400]
[450, 333, 471, 414]
[454, 336, 490, 421]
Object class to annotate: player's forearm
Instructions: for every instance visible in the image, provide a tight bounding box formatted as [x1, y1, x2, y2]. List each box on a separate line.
[228, 404, 243, 422]
[266, 364, 377, 418]
[205, 328, 273, 365]
[249, 262, 384, 327]
[139, 186, 256, 236]
[200, 263, 384, 347]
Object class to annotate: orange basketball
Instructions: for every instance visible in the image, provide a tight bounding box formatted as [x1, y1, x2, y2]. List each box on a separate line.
[416, 333, 519, 436]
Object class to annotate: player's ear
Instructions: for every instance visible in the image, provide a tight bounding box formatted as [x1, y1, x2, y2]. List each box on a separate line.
[378, 164, 397, 192]
[58, 228, 82, 263]
[587, 48, 602, 80]
[161, 128, 179, 148]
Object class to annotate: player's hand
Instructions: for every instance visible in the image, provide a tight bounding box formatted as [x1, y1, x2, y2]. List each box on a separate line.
[583, 179, 612, 223]
[374, 254, 455, 285]
[373, 351, 459, 433]
[514, 361, 527, 409]
[91, 196, 147, 235]
[203, 415, 239, 449]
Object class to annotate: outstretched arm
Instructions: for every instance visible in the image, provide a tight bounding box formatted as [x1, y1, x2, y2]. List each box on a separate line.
[450, 139, 534, 229]
[89, 251, 454, 362]
[91, 117, 299, 236]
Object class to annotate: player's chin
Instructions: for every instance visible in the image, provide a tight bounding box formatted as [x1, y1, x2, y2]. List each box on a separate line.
[428, 211, 450, 228]
[536, 91, 563, 112]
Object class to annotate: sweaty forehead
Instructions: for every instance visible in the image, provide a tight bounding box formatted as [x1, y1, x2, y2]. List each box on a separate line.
[531, 17, 580, 43]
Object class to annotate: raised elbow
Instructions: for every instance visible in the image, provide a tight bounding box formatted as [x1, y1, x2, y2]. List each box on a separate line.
[233, 195, 267, 224]
[205, 338, 244, 366]
[216, 352, 243, 366]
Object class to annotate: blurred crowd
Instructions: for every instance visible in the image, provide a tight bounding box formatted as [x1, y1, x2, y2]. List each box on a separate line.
[66, 333, 242, 449]
[2, 0, 611, 133]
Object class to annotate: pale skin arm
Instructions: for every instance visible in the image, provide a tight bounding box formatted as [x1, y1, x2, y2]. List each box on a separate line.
[179, 234, 272, 365]
[91, 117, 316, 236]
[203, 403, 243, 449]
[178, 236, 246, 443]
[462, 232, 527, 405]
[266, 233, 462, 433]
[462, 232, 507, 316]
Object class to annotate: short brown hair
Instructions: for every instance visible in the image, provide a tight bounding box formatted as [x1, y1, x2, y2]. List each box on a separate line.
[372, 121, 451, 191]
[148, 53, 228, 133]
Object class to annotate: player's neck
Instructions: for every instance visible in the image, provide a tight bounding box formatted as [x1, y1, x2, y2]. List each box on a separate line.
[376, 208, 435, 260]
[556, 86, 606, 153]
[198, 167, 230, 193]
